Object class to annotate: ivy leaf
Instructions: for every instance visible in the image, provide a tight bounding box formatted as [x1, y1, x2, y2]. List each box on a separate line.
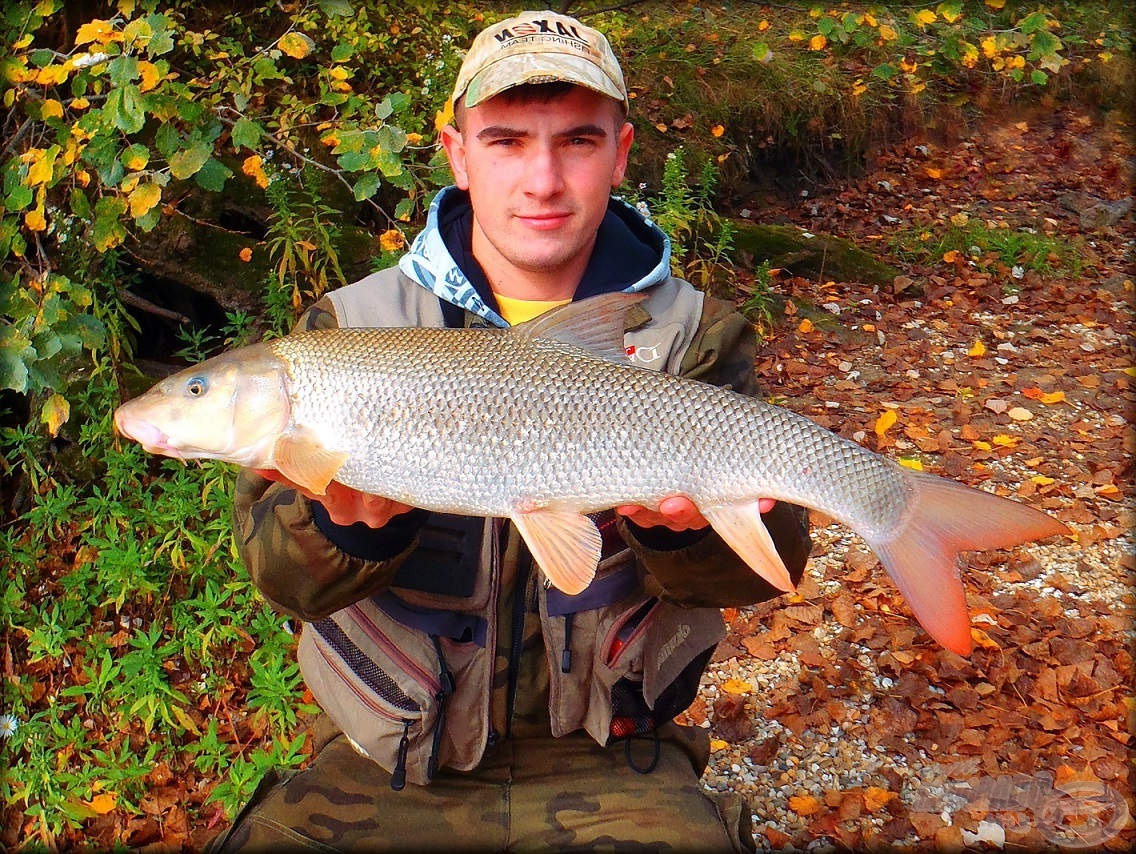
[352, 172, 381, 201]
[0, 325, 33, 392]
[231, 117, 262, 150]
[168, 143, 212, 180]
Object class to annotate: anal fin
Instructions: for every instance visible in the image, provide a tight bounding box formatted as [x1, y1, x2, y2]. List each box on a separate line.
[272, 426, 348, 496]
[703, 501, 795, 592]
[511, 509, 602, 595]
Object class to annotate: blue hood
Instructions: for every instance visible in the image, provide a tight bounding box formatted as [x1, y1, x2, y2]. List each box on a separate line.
[398, 186, 673, 328]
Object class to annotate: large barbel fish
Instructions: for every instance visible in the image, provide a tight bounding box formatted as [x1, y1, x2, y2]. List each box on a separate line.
[114, 293, 1068, 654]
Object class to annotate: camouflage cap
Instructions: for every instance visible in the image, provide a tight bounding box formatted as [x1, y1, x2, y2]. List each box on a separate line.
[451, 10, 628, 111]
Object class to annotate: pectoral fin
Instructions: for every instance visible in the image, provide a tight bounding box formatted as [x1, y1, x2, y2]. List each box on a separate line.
[272, 427, 348, 496]
[510, 509, 602, 595]
[703, 501, 795, 592]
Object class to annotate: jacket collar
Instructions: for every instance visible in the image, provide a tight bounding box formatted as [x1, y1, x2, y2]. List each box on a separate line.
[398, 186, 672, 327]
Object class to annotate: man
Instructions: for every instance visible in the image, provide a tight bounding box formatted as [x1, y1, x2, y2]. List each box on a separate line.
[209, 10, 810, 851]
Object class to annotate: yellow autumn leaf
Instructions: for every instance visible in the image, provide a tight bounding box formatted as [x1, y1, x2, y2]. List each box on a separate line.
[809, 34, 827, 51]
[898, 458, 924, 471]
[985, 0, 1006, 8]
[1039, 391, 1066, 405]
[406, 132, 423, 145]
[950, 211, 969, 226]
[434, 99, 454, 133]
[24, 208, 47, 231]
[992, 434, 1020, 447]
[13, 33, 32, 49]
[75, 19, 114, 47]
[878, 24, 898, 41]
[851, 79, 867, 96]
[758, 19, 770, 32]
[242, 155, 269, 189]
[710, 124, 725, 138]
[925, 166, 943, 179]
[863, 13, 877, 27]
[379, 229, 405, 253]
[40, 99, 63, 119]
[720, 678, 752, 695]
[278, 31, 314, 60]
[981, 36, 999, 58]
[914, 10, 936, 26]
[128, 182, 162, 219]
[797, 318, 814, 334]
[26, 152, 54, 186]
[962, 43, 979, 68]
[120, 173, 140, 194]
[709, 738, 729, 751]
[942, 249, 962, 263]
[1007, 407, 1033, 421]
[41, 393, 69, 437]
[970, 627, 1001, 650]
[788, 30, 805, 42]
[940, 6, 962, 23]
[874, 409, 897, 436]
[85, 792, 117, 814]
[968, 340, 987, 357]
[138, 60, 160, 92]
[1031, 475, 1056, 485]
[972, 440, 993, 451]
[71, 96, 90, 110]
[329, 66, 350, 81]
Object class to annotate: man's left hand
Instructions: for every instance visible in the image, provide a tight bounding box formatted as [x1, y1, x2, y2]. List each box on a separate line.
[616, 496, 776, 531]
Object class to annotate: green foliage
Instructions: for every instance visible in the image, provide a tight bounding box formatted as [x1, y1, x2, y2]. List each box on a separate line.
[2, 0, 480, 426]
[889, 216, 1081, 279]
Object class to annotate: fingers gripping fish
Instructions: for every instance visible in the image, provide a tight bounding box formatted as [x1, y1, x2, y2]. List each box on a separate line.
[113, 293, 1068, 655]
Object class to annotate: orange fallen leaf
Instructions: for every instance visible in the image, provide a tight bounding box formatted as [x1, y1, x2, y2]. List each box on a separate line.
[85, 792, 117, 814]
[1039, 391, 1066, 405]
[720, 678, 752, 695]
[968, 340, 987, 357]
[874, 409, 897, 436]
[992, 434, 1020, 447]
[1007, 407, 1033, 421]
[925, 166, 943, 179]
[789, 794, 822, 816]
[797, 318, 814, 333]
[710, 738, 729, 751]
[238, 247, 252, 262]
[970, 627, 1001, 650]
[863, 786, 896, 812]
[711, 124, 725, 137]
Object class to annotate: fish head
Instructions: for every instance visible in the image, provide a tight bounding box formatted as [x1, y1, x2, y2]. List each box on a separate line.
[113, 344, 291, 467]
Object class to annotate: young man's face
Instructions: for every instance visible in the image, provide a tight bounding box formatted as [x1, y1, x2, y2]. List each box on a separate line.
[440, 86, 634, 296]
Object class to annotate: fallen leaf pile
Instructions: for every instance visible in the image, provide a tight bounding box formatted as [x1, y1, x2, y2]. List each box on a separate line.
[690, 104, 1134, 850]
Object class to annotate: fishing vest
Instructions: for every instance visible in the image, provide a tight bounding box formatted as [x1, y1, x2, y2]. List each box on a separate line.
[295, 269, 727, 787]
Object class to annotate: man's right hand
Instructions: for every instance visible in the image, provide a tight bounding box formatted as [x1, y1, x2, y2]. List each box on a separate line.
[251, 469, 415, 529]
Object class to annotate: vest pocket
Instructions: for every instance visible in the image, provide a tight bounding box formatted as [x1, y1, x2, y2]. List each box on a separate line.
[298, 610, 445, 789]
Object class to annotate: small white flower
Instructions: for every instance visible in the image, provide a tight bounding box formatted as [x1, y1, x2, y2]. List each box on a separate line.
[0, 714, 17, 739]
[636, 201, 650, 217]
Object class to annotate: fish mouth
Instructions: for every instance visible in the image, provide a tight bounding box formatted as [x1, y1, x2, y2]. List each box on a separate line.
[113, 410, 181, 458]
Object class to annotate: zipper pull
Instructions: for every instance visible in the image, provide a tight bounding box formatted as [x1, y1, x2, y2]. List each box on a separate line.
[428, 635, 454, 780]
[390, 719, 412, 791]
[561, 613, 575, 673]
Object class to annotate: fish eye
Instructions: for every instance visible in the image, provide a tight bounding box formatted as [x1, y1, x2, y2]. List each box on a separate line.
[185, 376, 208, 397]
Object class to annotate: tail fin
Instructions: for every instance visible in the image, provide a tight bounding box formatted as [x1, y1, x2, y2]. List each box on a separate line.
[865, 470, 1070, 655]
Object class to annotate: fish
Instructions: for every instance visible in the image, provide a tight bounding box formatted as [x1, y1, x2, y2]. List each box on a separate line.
[113, 292, 1069, 655]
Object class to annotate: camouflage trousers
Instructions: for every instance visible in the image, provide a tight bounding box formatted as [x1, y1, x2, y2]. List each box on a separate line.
[205, 715, 755, 852]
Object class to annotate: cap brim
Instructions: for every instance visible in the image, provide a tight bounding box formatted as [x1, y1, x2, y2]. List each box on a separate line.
[462, 53, 626, 109]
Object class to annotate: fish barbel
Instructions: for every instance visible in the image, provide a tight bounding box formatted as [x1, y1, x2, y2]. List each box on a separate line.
[114, 293, 1068, 654]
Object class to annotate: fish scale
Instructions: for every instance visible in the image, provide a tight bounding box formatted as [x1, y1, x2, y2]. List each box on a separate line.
[271, 327, 909, 531]
[113, 292, 1069, 654]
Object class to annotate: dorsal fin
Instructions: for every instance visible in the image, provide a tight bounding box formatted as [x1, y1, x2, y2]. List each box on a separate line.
[510, 292, 647, 363]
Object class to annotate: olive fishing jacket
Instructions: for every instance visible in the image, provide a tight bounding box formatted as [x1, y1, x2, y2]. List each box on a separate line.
[234, 188, 811, 786]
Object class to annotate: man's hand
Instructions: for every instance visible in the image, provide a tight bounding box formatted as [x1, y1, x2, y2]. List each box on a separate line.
[616, 495, 776, 531]
[251, 469, 415, 529]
